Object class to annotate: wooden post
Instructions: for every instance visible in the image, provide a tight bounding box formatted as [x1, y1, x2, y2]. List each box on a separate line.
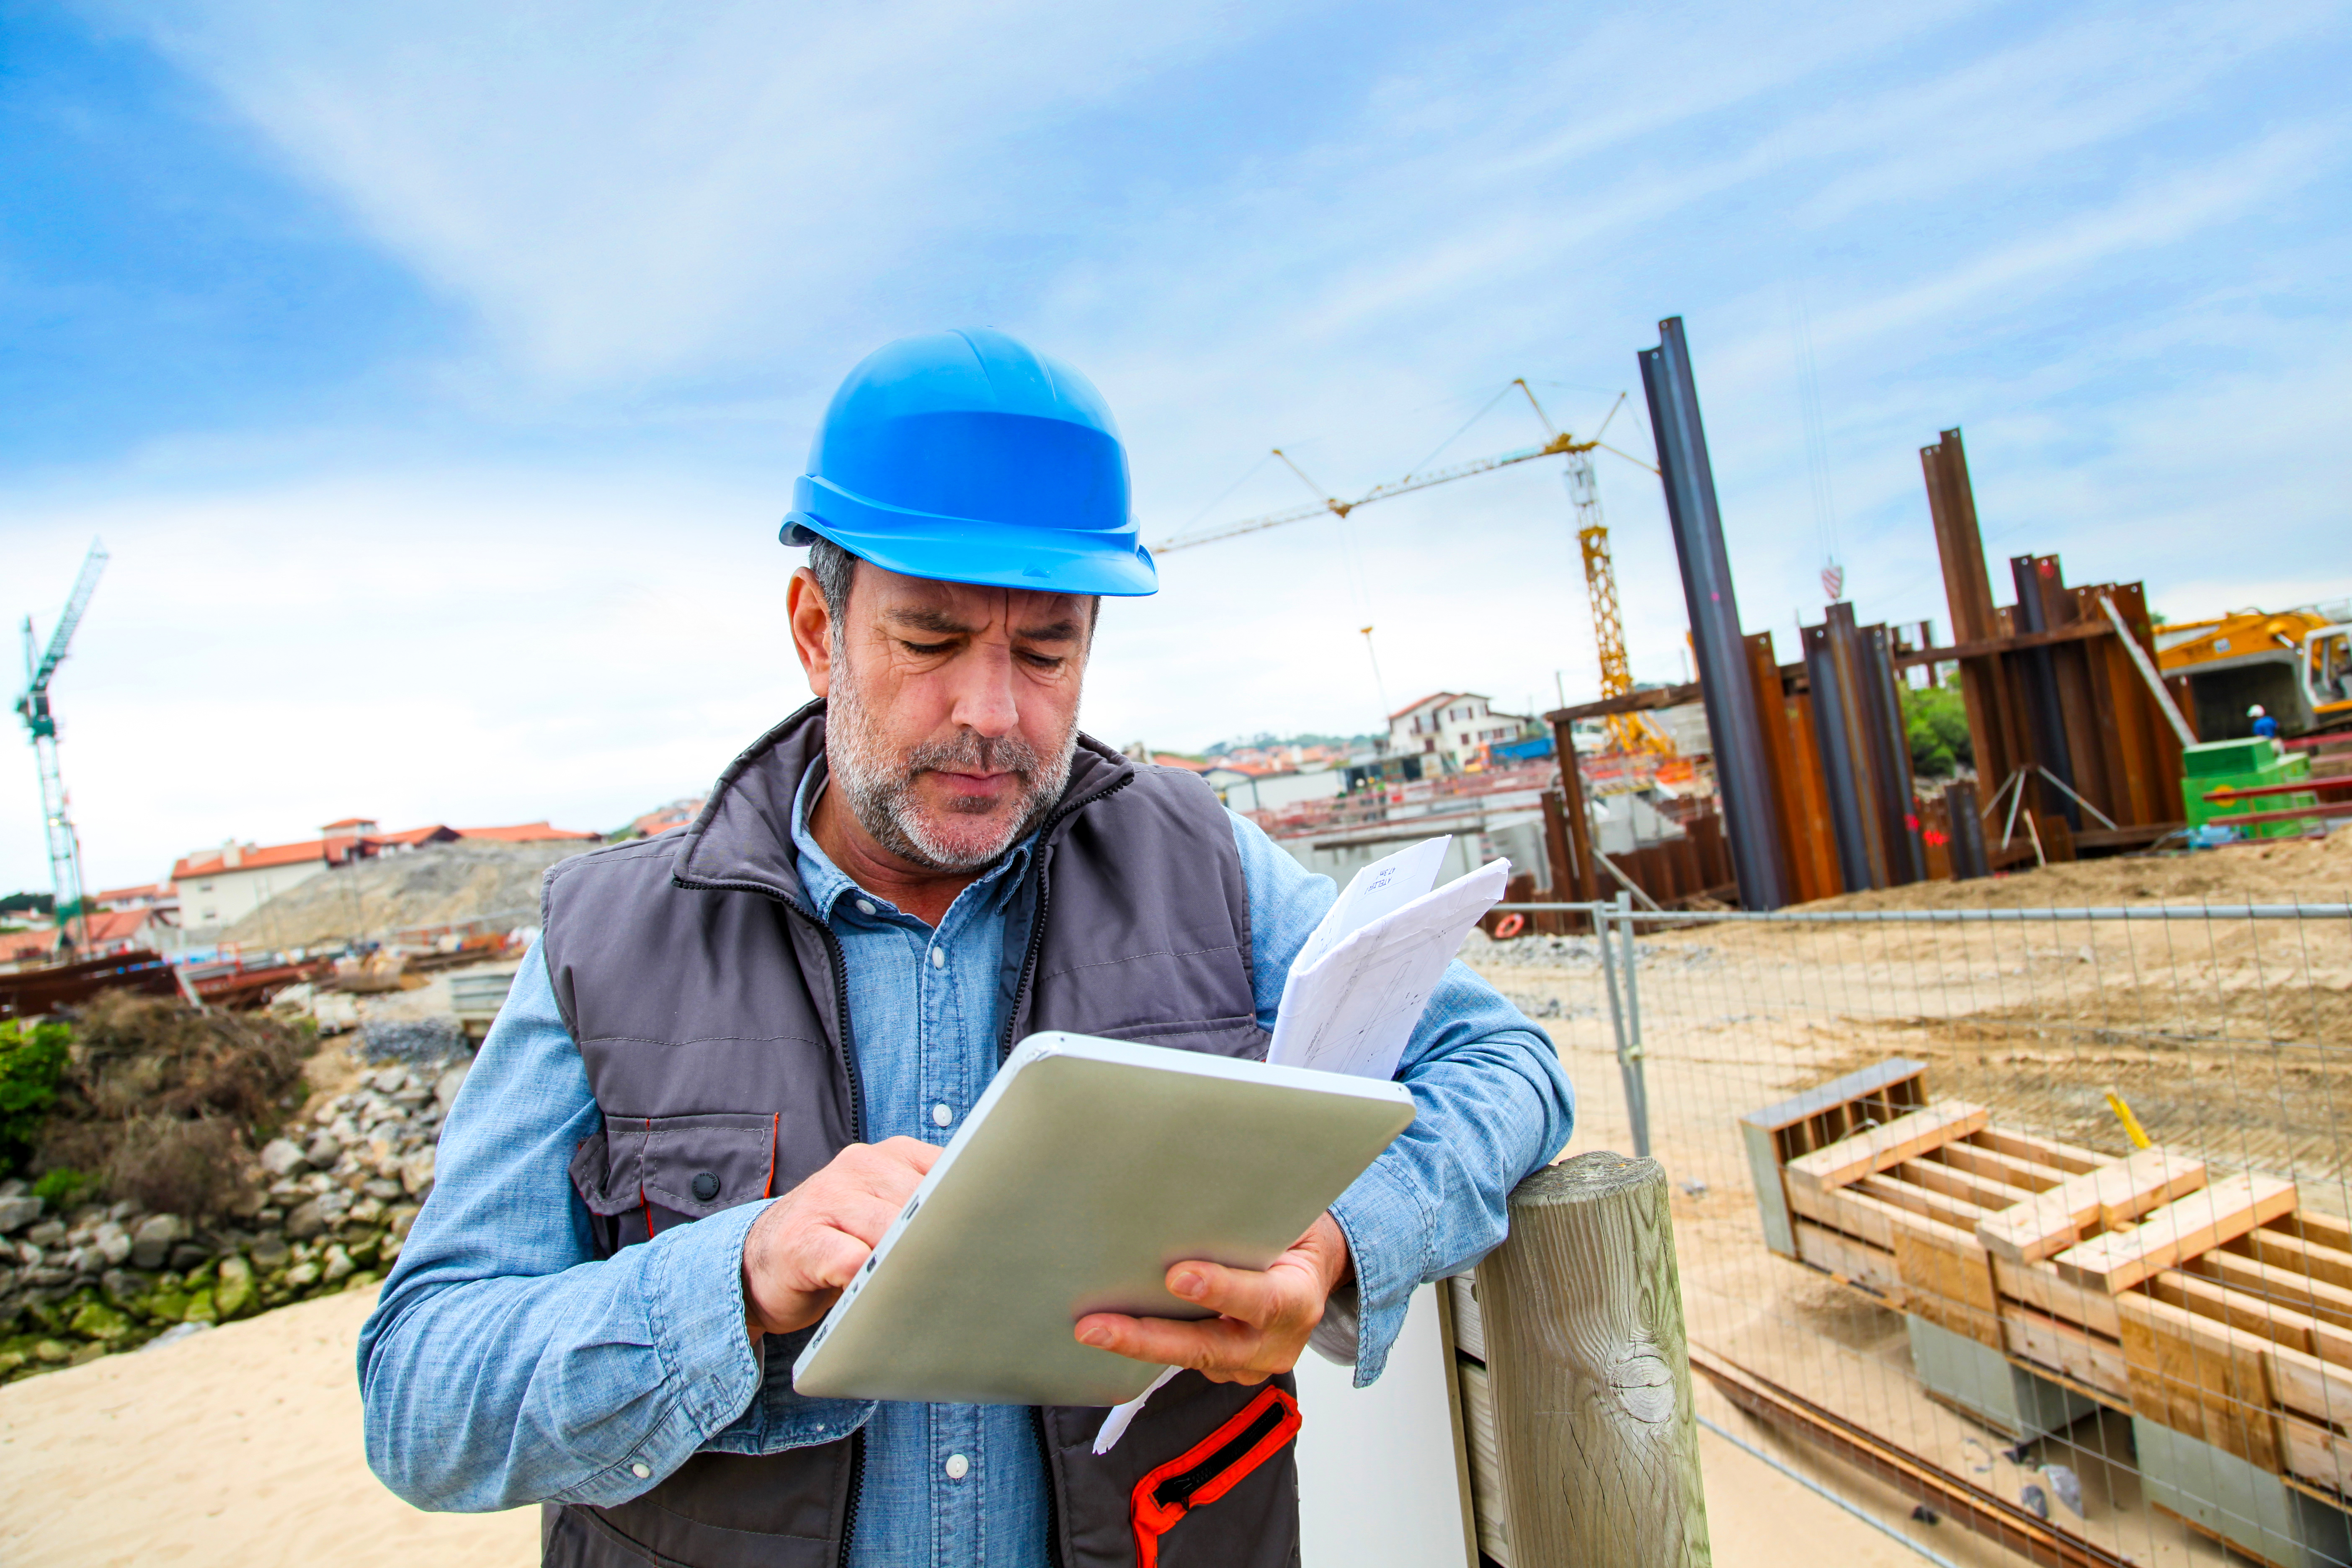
[1546, 720, 1601, 905]
[1473, 1152, 1710, 1566]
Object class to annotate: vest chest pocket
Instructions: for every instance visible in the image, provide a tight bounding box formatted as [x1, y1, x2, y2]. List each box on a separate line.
[568, 1112, 781, 1256]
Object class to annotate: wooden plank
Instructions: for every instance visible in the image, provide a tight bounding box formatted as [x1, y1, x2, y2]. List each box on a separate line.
[1854, 1172, 1991, 1232]
[1785, 1178, 1899, 1251]
[2117, 1289, 2283, 1471]
[1974, 1147, 2208, 1264]
[2280, 1412, 2352, 1498]
[2236, 1228, 2352, 1294]
[1930, 1140, 2062, 1192]
[2000, 1302, 2129, 1399]
[2271, 1210, 2352, 1255]
[1965, 1126, 2107, 1176]
[2190, 1248, 2352, 1333]
[1895, 1225, 2003, 1348]
[2145, 1269, 2317, 1355]
[1892, 1157, 2022, 1213]
[2265, 1336, 2352, 1430]
[1795, 1219, 1903, 1301]
[2053, 1174, 2298, 1294]
[1994, 1255, 2123, 1338]
[1785, 1101, 1988, 1198]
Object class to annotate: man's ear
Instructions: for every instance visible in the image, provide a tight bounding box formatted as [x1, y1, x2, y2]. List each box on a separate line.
[787, 567, 833, 697]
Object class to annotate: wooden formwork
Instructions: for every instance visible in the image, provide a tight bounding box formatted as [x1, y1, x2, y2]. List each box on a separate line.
[1746, 1062, 2352, 1517]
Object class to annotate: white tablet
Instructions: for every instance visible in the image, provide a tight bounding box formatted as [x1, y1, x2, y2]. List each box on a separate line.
[791, 1031, 1416, 1407]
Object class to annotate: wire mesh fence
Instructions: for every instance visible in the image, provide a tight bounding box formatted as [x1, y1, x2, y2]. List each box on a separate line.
[1470, 895, 2352, 1567]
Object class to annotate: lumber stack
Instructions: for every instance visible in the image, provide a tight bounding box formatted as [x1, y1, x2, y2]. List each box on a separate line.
[1745, 1063, 2352, 1510]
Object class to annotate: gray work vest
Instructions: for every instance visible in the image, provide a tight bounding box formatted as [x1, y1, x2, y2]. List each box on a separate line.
[538, 703, 1302, 1568]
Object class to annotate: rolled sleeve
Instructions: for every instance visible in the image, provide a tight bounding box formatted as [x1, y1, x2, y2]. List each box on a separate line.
[357, 941, 771, 1511]
[1229, 812, 1576, 1387]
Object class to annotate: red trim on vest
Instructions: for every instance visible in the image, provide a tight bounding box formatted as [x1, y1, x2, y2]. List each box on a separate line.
[764, 1112, 781, 1198]
[1130, 1385, 1301, 1568]
[639, 1117, 656, 1237]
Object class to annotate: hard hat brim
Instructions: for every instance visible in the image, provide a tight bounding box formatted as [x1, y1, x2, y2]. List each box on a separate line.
[782, 475, 1158, 597]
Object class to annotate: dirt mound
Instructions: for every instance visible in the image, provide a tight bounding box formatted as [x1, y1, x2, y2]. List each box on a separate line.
[1800, 825, 2352, 913]
[223, 839, 596, 948]
[37, 991, 312, 1220]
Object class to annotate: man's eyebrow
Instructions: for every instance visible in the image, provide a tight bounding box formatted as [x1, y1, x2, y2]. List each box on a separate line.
[883, 606, 979, 636]
[1013, 617, 1084, 643]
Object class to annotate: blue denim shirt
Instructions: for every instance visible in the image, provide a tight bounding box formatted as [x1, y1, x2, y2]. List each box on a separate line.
[359, 768, 1574, 1564]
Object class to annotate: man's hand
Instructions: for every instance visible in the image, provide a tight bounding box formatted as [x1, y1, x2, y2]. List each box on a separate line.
[741, 1137, 939, 1337]
[1072, 1214, 1351, 1385]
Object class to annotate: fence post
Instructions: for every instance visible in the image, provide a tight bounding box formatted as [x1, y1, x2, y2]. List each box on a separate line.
[1597, 893, 1652, 1157]
[1475, 1151, 1710, 1566]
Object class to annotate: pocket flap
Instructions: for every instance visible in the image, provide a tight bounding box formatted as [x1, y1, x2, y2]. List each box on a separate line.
[585, 1112, 781, 1222]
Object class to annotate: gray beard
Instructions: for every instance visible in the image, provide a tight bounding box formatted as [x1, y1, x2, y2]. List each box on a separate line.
[823, 658, 1077, 874]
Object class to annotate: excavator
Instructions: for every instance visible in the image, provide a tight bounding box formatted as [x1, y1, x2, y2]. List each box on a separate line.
[2156, 603, 2352, 739]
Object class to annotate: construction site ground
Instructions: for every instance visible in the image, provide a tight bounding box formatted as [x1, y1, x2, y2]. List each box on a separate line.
[1461, 827, 2352, 1566]
[0, 1281, 1912, 1568]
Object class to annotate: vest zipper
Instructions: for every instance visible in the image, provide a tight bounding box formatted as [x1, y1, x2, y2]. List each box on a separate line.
[836, 1424, 866, 1568]
[998, 770, 1136, 1061]
[1031, 1406, 1066, 1568]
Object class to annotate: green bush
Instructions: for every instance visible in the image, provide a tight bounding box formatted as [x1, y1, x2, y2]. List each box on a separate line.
[31, 1167, 93, 1207]
[1902, 676, 1973, 779]
[0, 1020, 70, 1176]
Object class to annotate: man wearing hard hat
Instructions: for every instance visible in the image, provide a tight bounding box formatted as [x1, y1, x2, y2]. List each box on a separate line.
[360, 330, 1574, 1566]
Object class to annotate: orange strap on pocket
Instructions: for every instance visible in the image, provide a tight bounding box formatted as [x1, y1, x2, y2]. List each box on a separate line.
[1129, 1385, 1301, 1568]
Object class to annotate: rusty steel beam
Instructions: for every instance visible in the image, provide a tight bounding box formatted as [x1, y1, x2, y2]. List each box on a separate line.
[1544, 680, 1702, 724]
[1889, 619, 2114, 668]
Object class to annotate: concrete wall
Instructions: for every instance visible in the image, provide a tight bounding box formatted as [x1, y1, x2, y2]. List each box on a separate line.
[178, 859, 331, 939]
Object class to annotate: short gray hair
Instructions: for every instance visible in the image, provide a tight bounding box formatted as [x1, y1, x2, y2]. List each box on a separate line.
[807, 535, 859, 624]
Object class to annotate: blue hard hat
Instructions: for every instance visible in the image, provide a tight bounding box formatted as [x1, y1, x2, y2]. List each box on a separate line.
[781, 328, 1157, 596]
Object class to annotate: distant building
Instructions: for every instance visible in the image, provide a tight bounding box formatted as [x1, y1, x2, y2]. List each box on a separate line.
[630, 799, 706, 838]
[173, 831, 377, 934]
[91, 882, 175, 913]
[1385, 693, 1531, 774]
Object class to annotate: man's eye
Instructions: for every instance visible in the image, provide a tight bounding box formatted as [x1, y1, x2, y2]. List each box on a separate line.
[901, 640, 954, 656]
[1021, 652, 1066, 670]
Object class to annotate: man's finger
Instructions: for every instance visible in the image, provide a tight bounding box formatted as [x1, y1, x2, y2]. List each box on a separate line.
[1167, 1259, 1308, 1330]
[791, 1225, 874, 1292]
[1074, 1311, 1262, 1371]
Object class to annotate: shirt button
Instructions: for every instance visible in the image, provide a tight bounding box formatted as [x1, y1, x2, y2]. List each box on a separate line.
[630, 1462, 651, 1480]
[856, 899, 876, 916]
[929, 948, 946, 969]
[931, 1103, 953, 1128]
[944, 1453, 970, 1480]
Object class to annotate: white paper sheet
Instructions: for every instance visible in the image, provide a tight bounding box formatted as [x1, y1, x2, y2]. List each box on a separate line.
[1268, 847, 1509, 1082]
[1287, 835, 1454, 978]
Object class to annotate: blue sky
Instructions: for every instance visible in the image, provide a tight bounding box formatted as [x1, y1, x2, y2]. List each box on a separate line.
[6, 0, 2350, 894]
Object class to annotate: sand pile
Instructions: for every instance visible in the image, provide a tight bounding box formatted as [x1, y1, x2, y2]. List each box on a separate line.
[223, 839, 596, 948]
[1805, 824, 2352, 912]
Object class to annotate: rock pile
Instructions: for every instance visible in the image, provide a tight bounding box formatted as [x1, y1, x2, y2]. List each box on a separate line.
[0, 1054, 467, 1384]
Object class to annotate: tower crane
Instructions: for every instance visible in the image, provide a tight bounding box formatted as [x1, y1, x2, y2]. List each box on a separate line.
[1151, 382, 1672, 756]
[15, 540, 108, 954]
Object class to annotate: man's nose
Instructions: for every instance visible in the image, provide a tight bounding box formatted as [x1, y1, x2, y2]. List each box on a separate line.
[944, 645, 1020, 738]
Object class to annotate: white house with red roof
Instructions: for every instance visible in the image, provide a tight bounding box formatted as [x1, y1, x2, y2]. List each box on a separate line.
[1385, 693, 1529, 773]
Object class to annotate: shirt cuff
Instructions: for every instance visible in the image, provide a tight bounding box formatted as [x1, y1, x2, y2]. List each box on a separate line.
[619, 1199, 773, 1490]
[1324, 1159, 1432, 1388]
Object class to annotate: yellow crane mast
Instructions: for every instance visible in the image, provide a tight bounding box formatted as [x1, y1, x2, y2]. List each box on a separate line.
[1151, 380, 1671, 758]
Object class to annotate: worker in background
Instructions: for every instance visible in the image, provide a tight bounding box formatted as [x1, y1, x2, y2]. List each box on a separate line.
[2249, 703, 2280, 740]
[357, 329, 1575, 1568]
